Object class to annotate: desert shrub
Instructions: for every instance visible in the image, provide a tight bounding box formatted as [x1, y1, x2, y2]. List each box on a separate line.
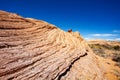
[113, 45, 120, 51]
[89, 44, 112, 58]
[101, 44, 113, 50]
[89, 44, 102, 49]
[92, 47, 108, 58]
[115, 63, 120, 67]
[89, 44, 113, 50]
[112, 53, 120, 62]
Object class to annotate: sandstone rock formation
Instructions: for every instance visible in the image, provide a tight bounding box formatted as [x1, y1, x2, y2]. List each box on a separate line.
[0, 10, 110, 80]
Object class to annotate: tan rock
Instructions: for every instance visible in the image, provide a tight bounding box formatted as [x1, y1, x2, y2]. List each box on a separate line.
[0, 10, 108, 80]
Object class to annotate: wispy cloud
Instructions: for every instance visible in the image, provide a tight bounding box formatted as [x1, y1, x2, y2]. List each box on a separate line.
[89, 34, 118, 37]
[113, 30, 120, 33]
[106, 38, 114, 41]
[84, 37, 115, 41]
[85, 37, 92, 40]
[115, 38, 120, 41]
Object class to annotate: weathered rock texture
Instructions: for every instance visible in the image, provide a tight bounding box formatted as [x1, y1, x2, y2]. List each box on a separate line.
[0, 10, 108, 80]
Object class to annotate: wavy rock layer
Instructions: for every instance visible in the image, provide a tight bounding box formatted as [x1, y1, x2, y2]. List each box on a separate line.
[0, 11, 107, 80]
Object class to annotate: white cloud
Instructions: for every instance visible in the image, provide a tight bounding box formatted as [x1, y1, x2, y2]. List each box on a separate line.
[115, 38, 120, 41]
[85, 37, 114, 41]
[89, 34, 118, 37]
[106, 38, 114, 41]
[85, 38, 90, 40]
[113, 30, 120, 33]
[85, 37, 91, 40]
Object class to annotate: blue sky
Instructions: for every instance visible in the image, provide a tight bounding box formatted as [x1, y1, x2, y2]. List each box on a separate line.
[0, 0, 120, 41]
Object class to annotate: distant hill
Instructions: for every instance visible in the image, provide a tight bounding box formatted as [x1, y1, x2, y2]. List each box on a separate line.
[88, 40, 120, 79]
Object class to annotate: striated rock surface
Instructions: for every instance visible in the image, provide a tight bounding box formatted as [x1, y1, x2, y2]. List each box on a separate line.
[0, 10, 108, 80]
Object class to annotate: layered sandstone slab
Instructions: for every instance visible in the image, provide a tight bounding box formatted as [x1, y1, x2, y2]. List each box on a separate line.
[0, 11, 107, 80]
